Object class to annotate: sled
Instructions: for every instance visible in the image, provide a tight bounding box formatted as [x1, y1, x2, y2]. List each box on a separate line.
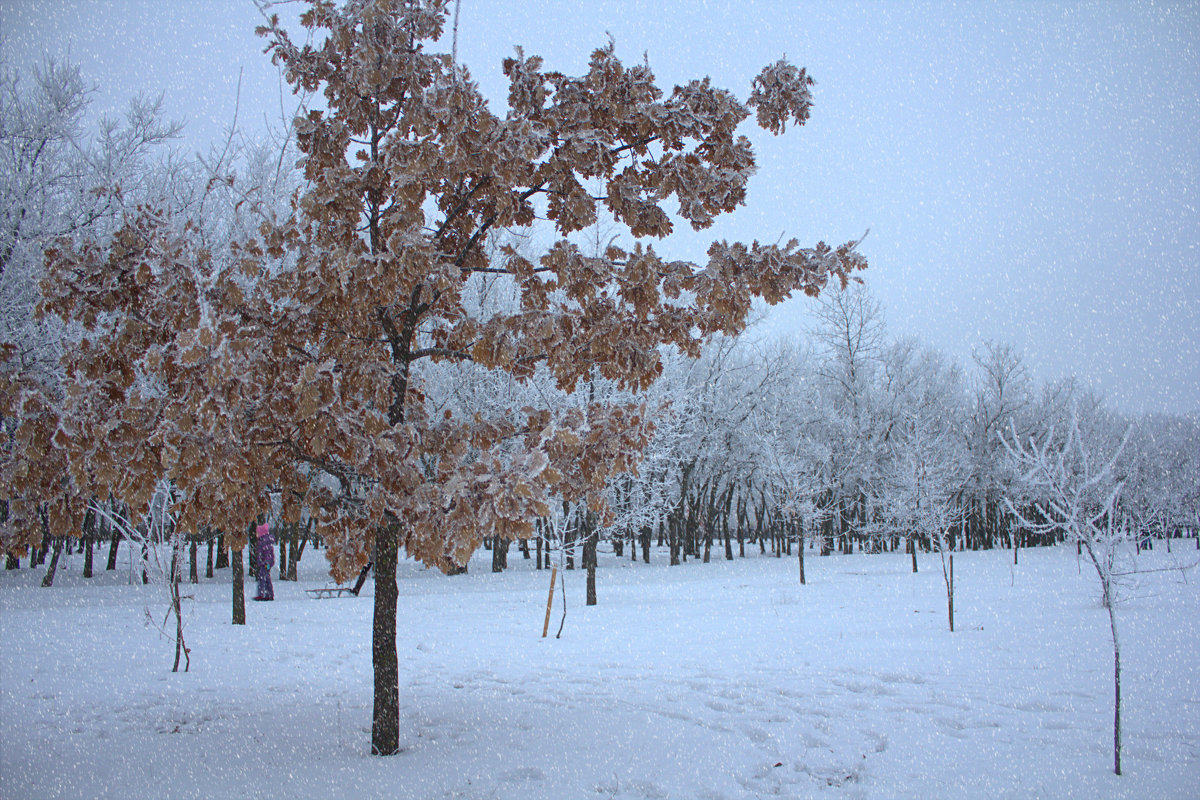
[305, 562, 372, 599]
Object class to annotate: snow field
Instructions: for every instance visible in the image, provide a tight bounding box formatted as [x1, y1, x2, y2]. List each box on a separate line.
[2, 543, 1198, 799]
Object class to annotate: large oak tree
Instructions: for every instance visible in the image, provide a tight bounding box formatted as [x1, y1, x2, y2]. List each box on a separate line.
[15, 0, 865, 756]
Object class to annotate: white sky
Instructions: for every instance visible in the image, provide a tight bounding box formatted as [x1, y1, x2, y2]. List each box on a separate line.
[3, 0, 1198, 415]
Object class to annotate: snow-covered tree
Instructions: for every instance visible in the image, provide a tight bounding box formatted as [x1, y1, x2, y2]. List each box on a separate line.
[962, 341, 1032, 551]
[808, 282, 887, 554]
[0, 57, 181, 379]
[1004, 406, 1131, 775]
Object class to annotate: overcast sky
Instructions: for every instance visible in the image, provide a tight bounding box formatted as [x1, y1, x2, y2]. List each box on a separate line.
[4, 1, 1198, 415]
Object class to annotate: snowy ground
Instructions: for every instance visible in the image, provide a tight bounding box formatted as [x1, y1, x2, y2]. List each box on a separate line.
[2, 541, 1199, 799]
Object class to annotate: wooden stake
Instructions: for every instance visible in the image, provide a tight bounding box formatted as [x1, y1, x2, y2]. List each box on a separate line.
[948, 554, 955, 633]
[542, 565, 557, 638]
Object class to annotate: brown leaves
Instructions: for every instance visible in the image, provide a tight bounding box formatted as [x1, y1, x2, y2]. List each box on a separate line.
[22, 1, 864, 578]
[748, 59, 815, 134]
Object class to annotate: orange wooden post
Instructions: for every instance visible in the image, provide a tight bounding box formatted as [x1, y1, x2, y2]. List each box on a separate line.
[542, 565, 557, 638]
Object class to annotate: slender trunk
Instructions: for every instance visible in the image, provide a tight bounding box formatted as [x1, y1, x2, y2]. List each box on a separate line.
[206, 537, 214, 579]
[910, 536, 918, 573]
[231, 547, 245, 625]
[542, 566, 557, 637]
[1109, 601, 1122, 776]
[536, 534, 543, 570]
[947, 553, 954, 632]
[279, 533, 289, 582]
[669, 513, 680, 566]
[170, 539, 189, 672]
[640, 527, 650, 564]
[216, 533, 229, 569]
[372, 522, 401, 756]
[797, 523, 806, 586]
[5, 552, 18, 570]
[189, 539, 199, 584]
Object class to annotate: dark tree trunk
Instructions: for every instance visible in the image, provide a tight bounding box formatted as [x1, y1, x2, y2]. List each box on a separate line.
[189, 539, 199, 583]
[105, 529, 120, 571]
[5, 552, 18, 570]
[279, 534, 289, 582]
[519, 537, 530, 560]
[140, 537, 149, 585]
[536, 534, 543, 570]
[372, 522, 401, 756]
[206, 536, 214, 579]
[82, 506, 97, 579]
[41, 528, 64, 588]
[492, 535, 509, 572]
[287, 533, 305, 581]
[231, 547, 245, 625]
[34, 533, 48, 566]
[584, 527, 598, 607]
[247, 531, 258, 576]
[797, 523, 806, 586]
[640, 527, 651, 564]
[40, 539, 63, 587]
[215, 533, 229, 569]
[668, 513, 681, 566]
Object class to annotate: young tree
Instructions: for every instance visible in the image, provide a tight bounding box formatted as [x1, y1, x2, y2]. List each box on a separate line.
[1004, 409, 1131, 775]
[34, 0, 864, 757]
